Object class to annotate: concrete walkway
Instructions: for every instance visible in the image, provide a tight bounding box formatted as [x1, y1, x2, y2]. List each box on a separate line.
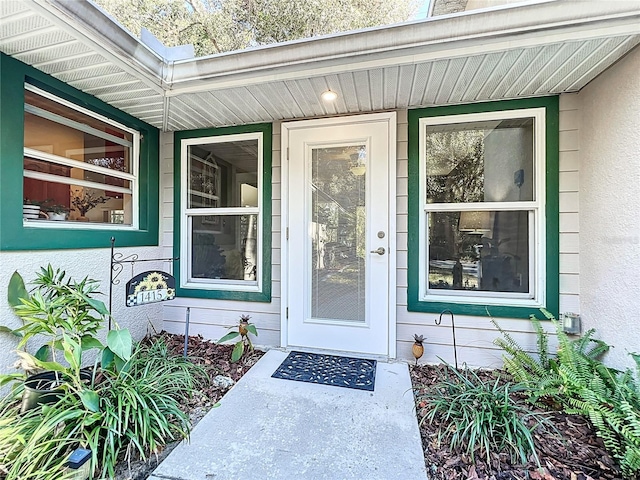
[149, 350, 428, 480]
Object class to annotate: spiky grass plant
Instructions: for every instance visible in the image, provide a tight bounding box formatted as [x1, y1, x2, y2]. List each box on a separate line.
[417, 364, 548, 465]
[0, 339, 205, 480]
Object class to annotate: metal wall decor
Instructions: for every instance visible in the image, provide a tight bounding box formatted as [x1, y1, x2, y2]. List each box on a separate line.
[108, 237, 178, 329]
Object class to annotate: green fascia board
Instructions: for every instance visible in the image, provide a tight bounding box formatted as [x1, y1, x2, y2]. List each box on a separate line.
[173, 123, 273, 302]
[0, 53, 160, 251]
[407, 96, 560, 319]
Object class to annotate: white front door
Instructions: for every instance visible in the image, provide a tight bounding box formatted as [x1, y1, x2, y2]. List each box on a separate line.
[282, 113, 396, 357]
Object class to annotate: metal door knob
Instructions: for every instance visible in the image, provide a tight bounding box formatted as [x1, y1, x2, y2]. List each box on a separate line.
[370, 247, 386, 255]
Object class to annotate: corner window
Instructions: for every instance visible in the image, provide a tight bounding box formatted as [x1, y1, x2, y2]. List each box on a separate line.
[176, 124, 272, 302]
[408, 98, 559, 317]
[23, 85, 139, 227]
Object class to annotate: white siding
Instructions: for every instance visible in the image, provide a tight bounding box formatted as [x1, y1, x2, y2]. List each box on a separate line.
[558, 93, 581, 313]
[159, 128, 282, 348]
[161, 100, 579, 367]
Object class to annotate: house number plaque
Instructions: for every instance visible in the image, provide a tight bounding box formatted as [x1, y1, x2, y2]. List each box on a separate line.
[125, 271, 176, 307]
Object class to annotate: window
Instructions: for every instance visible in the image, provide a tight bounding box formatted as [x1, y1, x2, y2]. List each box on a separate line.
[176, 124, 272, 302]
[408, 98, 559, 318]
[23, 84, 139, 227]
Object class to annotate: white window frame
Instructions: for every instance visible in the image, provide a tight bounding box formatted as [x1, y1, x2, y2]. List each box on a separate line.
[418, 107, 546, 308]
[180, 132, 264, 293]
[23, 84, 140, 230]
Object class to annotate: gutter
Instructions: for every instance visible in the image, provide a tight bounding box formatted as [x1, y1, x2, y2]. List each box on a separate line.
[165, 1, 640, 94]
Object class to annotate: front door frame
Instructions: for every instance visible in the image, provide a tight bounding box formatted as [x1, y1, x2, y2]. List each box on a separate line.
[280, 112, 397, 358]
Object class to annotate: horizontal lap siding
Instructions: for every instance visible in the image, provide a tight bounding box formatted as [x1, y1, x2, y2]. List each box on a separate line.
[163, 100, 577, 366]
[159, 128, 282, 349]
[558, 93, 580, 313]
[396, 97, 575, 367]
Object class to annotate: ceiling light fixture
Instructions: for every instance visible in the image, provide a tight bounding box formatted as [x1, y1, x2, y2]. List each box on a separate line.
[321, 90, 338, 102]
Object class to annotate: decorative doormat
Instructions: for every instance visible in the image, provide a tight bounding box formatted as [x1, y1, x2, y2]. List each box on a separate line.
[271, 351, 376, 391]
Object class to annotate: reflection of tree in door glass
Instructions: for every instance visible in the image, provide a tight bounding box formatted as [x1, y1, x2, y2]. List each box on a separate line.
[310, 146, 366, 323]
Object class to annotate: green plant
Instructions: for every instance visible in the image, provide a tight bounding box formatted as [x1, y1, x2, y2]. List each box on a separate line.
[217, 314, 258, 362]
[494, 313, 640, 478]
[0, 339, 203, 480]
[43, 204, 70, 214]
[85, 339, 204, 478]
[416, 363, 547, 465]
[2, 266, 131, 381]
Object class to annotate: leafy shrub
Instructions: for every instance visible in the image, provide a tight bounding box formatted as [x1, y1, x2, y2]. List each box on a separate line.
[0, 266, 205, 479]
[494, 313, 640, 478]
[416, 364, 547, 465]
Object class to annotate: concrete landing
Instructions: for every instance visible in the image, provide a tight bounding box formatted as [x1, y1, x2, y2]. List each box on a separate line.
[149, 349, 428, 480]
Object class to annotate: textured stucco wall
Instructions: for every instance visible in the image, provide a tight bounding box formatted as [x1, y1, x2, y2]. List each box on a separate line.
[578, 46, 640, 371]
[0, 247, 164, 376]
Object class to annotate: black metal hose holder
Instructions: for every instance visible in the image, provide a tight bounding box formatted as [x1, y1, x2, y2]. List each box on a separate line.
[435, 309, 458, 370]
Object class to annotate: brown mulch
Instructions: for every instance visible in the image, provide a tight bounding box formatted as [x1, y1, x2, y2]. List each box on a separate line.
[410, 363, 622, 480]
[114, 331, 264, 480]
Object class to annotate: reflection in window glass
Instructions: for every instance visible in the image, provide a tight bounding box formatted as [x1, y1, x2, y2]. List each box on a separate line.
[188, 140, 258, 209]
[22, 86, 137, 226]
[191, 214, 259, 283]
[426, 118, 534, 203]
[428, 211, 530, 294]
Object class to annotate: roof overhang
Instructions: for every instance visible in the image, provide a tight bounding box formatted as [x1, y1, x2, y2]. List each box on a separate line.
[1, 0, 640, 130]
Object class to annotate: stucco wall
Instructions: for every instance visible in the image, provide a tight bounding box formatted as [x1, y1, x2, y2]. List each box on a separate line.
[0, 247, 164, 376]
[578, 46, 640, 371]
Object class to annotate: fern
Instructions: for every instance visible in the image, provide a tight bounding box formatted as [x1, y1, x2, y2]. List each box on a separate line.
[494, 313, 640, 479]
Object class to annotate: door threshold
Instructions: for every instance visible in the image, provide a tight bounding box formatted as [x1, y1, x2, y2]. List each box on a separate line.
[284, 345, 390, 363]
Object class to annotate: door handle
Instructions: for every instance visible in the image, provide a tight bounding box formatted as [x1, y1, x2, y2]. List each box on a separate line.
[370, 247, 386, 255]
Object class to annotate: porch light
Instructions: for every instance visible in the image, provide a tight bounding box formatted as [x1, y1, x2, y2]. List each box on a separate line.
[321, 90, 338, 102]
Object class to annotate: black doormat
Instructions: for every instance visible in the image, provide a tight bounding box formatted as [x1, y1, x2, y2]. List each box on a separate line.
[271, 351, 376, 391]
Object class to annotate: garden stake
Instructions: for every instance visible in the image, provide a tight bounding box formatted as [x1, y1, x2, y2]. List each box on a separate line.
[436, 309, 458, 369]
[183, 307, 190, 358]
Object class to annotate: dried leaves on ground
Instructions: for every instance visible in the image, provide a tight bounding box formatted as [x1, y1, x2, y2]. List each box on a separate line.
[410, 364, 622, 480]
[114, 332, 264, 480]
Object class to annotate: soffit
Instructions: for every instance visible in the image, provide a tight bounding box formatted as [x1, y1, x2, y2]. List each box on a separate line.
[1, 0, 640, 131]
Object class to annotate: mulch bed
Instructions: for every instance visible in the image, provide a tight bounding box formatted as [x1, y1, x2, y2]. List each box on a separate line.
[410, 363, 622, 480]
[114, 332, 264, 480]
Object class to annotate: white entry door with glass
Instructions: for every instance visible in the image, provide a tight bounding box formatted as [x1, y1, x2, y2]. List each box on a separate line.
[283, 113, 396, 356]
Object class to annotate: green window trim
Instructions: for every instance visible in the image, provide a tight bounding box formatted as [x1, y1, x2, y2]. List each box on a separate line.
[407, 97, 559, 319]
[0, 53, 160, 251]
[173, 123, 273, 303]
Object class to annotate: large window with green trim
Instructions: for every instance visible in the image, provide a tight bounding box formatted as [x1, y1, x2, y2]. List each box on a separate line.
[23, 84, 139, 227]
[0, 53, 159, 251]
[175, 124, 272, 302]
[408, 98, 559, 318]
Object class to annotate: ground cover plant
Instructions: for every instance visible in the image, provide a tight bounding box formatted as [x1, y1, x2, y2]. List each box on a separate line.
[412, 312, 640, 479]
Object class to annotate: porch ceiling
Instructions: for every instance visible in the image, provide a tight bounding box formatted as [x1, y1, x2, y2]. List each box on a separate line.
[1, 0, 640, 131]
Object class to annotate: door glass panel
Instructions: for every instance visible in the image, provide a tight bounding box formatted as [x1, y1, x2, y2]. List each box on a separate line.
[310, 145, 366, 323]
